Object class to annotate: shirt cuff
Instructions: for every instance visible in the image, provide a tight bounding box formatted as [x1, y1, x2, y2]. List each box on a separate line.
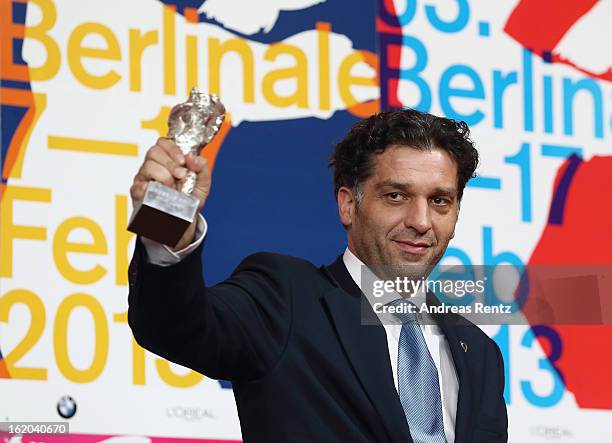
[141, 214, 207, 266]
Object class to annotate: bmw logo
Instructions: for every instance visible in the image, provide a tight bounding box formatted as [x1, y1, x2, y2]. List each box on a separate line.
[57, 395, 77, 419]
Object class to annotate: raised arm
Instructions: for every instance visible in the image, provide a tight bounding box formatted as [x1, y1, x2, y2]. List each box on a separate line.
[127, 139, 292, 381]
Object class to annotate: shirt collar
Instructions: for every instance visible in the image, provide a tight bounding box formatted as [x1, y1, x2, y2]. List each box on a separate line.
[342, 247, 427, 308]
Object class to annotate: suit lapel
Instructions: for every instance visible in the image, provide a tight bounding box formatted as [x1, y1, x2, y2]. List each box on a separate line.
[322, 254, 477, 443]
[321, 256, 413, 443]
[426, 292, 474, 443]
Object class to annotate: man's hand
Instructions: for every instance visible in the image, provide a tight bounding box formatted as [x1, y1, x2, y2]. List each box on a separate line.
[130, 137, 211, 251]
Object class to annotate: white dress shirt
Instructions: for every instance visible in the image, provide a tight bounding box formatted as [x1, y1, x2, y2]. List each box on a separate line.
[142, 221, 458, 441]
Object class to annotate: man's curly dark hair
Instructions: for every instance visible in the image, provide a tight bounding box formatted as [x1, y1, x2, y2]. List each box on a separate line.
[329, 109, 479, 204]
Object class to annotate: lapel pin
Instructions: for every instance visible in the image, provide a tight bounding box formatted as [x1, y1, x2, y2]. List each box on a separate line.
[460, 340, 468, 353]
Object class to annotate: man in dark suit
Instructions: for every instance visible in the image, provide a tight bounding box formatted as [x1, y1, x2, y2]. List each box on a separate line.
[128, 110, 508, 442]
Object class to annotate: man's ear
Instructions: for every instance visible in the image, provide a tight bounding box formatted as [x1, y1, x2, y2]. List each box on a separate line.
[337, 186, 355, 228]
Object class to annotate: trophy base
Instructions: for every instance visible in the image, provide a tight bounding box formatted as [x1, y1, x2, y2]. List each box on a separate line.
[128, 181, 199, 247]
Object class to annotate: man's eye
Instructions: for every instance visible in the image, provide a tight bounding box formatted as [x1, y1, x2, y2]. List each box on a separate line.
[386, 192, 403, 201]
[431, 196, 449, 205]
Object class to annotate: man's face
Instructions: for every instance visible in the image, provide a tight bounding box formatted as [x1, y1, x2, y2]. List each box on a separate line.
[338, 145, 459, 278]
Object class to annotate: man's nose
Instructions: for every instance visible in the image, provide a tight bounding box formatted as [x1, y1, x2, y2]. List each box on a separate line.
[403, 198, 432, 234]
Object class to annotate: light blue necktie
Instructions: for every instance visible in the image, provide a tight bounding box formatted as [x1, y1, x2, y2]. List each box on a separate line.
[392, 299, 448, 443]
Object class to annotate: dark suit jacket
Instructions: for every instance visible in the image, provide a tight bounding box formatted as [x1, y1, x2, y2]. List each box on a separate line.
[128, 240, 508, 442]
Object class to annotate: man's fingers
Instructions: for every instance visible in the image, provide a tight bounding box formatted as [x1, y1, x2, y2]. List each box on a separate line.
[185, 154, 211, 206]
[129, 181, 148, 207]
[130, 140, 211, 211]
[156, 137, 185, 166]
[184, 153, 205, 173]
[135, 160, 177, 188]
[145, 144, 188, 180]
